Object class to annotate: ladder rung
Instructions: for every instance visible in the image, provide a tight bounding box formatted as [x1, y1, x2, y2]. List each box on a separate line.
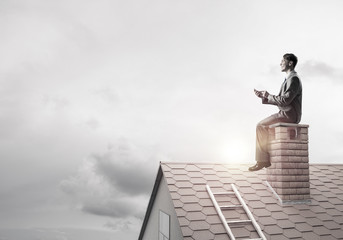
[213, 191, 235, 195]
[227, 219, 252, 224]
[220, 205, 243, 209]
[242, 239, 263, 240]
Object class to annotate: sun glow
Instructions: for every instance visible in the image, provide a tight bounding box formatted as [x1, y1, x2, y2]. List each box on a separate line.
[217, 139, 252, 164]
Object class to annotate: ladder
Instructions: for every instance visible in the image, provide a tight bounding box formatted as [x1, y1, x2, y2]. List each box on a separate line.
[206, 184, 267, 240]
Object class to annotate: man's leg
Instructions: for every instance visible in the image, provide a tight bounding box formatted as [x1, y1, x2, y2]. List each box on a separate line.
[256, 114, 281, 163]
[249, 113, 289, 171]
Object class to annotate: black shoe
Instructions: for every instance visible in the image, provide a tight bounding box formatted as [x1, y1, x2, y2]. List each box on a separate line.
[248, 162, 271, 171]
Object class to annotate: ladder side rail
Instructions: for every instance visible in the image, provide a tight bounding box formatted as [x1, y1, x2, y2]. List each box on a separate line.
[231, 184, 267, 240]
[206, 185, 236, 240]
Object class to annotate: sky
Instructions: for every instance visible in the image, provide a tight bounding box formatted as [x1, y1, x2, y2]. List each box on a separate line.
[0, 0, 343, 239]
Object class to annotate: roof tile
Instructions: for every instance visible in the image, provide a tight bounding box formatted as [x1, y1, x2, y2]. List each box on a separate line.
[191, 230, 214, 240]
[181, 226, 193, 237]
[174, 174, 190, 181]
[269, 234, 290, 240]
[209, 223, 226, 234]
[264, 225, 283, 235]
[189, 220, 210, 231]
[277, 219, 295, 229]
[230, 226, 251, 238]
[302, 231, 321, 240]
[295, 222, 312, 232]
[298, 210, 316, 218]
[178, 188, 196, 196]
[155, 163, 343, 240]
[189, 177, 207, 184]
[331, 229, 343, 239]
[175, 181, 193, 188]
[175, 207, 187, 217]
[180, 195, 199, 204]
[186, 211, 206, 221]
[187, 171, 204, 178]
[202, 206, 216, 215]
[271, 211, 289, 220]
[258, 216, 277, 226]
[306, 217, 323, 227]
[332, 215, 343, 224]
[170, 169, 188, 175]
[195, 191, 209, 199]
[183, 203, 203, 212]
[244, 195, 262, 202]
[178, 217, 190, 227]
[206, 215, 221, 224]
[283, 228, 302, 238]
[313, 226, 332, 236]
[253, 208, 271, 217]
[198, 198, 213, 207]
[173, 199, 184, 208]
[213, 233, 230, 240]
[184, 164, 201, 172]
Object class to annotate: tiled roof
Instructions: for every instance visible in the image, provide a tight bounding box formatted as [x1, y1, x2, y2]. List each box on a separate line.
[161, 162, 343, 240]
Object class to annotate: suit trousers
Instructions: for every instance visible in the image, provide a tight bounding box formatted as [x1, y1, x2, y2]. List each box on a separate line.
[256, 112, 295, 163]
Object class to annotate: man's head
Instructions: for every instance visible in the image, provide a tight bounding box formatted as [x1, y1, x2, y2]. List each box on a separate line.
[280, 53, 298, 72]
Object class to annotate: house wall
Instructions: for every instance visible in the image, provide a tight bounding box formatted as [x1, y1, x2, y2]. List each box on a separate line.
[142, 176, 183, 240]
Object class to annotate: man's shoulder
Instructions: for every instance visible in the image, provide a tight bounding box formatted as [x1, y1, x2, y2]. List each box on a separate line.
[288, 71, 301, 82]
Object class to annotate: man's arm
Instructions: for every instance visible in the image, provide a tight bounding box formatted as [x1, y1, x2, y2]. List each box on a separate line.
[264, 77, 300, 107]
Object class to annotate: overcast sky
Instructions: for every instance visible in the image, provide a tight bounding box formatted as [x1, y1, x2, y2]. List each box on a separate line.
[1, 0, 343, 239]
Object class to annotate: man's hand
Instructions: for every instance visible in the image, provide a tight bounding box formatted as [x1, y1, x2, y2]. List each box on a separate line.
[254, 89, 269, 98]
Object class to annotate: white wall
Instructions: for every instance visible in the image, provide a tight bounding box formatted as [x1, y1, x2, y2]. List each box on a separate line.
[142, 176, 183, 240]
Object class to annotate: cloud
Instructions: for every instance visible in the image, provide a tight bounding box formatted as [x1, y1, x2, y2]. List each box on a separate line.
[298, 60, 343, 82]
[81, 198, 143, 218]
[59, 139, 163, 225]
[93, 148, 158, 196]
[103, 219, 139, 232]
[93, 87, 118, 104]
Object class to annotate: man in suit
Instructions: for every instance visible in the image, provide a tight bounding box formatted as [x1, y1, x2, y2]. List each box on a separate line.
[249, 53, 302, 171]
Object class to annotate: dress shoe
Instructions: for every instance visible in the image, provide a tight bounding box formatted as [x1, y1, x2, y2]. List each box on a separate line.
[248, 162, 271, 171]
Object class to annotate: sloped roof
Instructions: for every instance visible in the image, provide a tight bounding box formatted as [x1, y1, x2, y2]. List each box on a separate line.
[159, 162, 343, 240]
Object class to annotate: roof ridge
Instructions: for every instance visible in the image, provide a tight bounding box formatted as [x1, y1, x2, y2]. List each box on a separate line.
[160, 161, 343, 166]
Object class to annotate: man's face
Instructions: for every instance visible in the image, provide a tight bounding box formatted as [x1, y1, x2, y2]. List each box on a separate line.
[280, 58, 292, 72]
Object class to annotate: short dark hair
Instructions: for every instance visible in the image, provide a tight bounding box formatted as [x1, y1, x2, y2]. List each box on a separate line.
[283, 53, 298, 68]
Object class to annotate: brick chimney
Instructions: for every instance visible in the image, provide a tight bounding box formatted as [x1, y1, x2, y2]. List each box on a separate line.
[266, 123, 310, 204]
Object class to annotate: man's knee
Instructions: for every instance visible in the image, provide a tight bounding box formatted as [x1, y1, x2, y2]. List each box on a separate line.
[256, 123, 267, 132]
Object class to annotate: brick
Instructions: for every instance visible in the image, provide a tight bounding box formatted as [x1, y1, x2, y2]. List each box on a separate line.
[275, 188, 298, 195]
[270, 155, 309, 164]
[269, 181, 290, 188]
[299, 128, 308, 134]
[274, 188, 309, 195]
[269, 181, 310, 188]
[269, 149, 308, 156]
[269, 143, 308, 151]
[278, 194, 311, 201]
[267, 175, 309, 182]
[296, 188, 310, 194]
[289, 182, 310, 188]
[271, 162, 309, 169]
[287, 168, 309, 175]
[288, 156, 309, 163]
[274, 127, 288, 133]
[267, 168, 307, 175]
[300, 134, 308, 141]
[289, 194, 311, 200]
[275, 132, 290, 140]
[278, 194, 290, 200]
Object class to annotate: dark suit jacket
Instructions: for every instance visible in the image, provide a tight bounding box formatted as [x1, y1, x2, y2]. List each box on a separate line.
[262, 71, 302, 123]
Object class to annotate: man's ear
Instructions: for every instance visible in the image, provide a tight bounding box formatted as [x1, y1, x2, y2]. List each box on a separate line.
[289, 61, 294, 67]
